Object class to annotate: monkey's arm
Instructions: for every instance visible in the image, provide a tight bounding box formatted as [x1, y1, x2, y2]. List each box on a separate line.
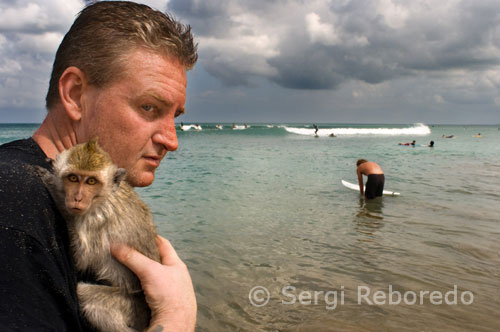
[111, 236, 197, 332]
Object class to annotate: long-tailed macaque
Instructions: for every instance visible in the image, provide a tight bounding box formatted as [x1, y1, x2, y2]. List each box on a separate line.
[36, 138, 160, 332]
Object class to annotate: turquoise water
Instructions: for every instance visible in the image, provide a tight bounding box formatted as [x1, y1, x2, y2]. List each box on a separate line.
[2, 123, 499, 332]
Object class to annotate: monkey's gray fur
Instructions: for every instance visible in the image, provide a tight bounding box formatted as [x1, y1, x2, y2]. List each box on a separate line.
[37, 160, 161, 332]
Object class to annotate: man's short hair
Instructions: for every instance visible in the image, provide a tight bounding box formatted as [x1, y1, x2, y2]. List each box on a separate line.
[356, 159, 368, 167]
[46, 1, 198, 109]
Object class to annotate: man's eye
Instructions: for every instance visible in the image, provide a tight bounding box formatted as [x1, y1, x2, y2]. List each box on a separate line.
[142, 105, 155, 112]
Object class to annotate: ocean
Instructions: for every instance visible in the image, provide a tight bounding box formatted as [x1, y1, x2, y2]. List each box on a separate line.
[1, 123, 499, 332]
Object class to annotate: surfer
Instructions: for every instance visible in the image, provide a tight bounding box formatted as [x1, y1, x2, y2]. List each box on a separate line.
[428, 140, 434, 147]
[356, 159, 385, 199]
[398, 140, 416, 146]
[313, 124, 319, 136]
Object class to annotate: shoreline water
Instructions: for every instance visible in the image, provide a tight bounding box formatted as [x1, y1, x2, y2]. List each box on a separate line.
[1, 123, 499, 331]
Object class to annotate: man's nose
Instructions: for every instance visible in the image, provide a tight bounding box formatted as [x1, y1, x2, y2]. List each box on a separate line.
[152, 118, 178, 152]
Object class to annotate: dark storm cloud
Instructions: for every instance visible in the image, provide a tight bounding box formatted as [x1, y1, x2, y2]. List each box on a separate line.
[0, 0, 84, 120]
[168, 0, 500, 90]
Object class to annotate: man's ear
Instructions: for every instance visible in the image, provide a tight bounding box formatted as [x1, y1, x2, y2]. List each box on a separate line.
[58, 66, 87, 121]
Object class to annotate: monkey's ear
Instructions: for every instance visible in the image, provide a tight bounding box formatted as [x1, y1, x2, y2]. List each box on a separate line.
[113, 168, 127, 190]
[45, 157, 55, 167]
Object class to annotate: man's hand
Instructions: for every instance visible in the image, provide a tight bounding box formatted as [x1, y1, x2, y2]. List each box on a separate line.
[111, 236, 197, 332]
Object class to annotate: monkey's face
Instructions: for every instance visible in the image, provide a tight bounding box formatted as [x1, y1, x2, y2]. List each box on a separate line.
[63, 172, 104, 215]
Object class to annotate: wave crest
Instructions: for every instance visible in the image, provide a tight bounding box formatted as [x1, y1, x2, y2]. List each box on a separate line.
[284, 124, 431, 136]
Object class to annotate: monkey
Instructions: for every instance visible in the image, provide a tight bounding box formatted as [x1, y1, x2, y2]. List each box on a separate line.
[36, 138, 161, 332]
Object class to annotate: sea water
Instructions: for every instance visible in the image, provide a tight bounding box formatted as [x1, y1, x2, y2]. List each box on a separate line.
[1, 123, 499, 332]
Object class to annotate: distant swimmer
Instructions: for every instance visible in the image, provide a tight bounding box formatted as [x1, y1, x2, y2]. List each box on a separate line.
[398, 140, 416, 146]
[232, 123, 236, 129]
[244, 124, 248, 129]
[428, 140, 434, 147]
[329, 133, 336, 137]
[180, 122, 185, 131]
[474, 133, 482, 138]
[356, 159, 385, 199]
[216, 124, 223, 130]
[313, 124, 318, 136]
[194, 123, 201, 131]
[442, 134, 455, 138]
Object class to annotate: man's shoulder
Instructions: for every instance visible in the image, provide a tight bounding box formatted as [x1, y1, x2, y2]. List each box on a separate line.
[0, 138, 49, 200]
[0, 138, 59, 241]
[0, 137, 48, 167]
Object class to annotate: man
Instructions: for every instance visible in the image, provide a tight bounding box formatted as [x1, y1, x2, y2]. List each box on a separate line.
[0, 2, 197, 331]
[356, 159, 385, 199]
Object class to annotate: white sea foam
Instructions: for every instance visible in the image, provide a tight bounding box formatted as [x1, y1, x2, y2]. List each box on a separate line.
[180, 124, 202, 131]
[232, 125, 249, 130]
[284, 123, 431, 136]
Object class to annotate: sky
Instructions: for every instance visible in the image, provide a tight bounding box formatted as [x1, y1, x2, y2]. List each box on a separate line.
[1, 0, 500, 124]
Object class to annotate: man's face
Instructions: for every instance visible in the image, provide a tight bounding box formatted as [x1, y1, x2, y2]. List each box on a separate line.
[79, 48, 187, 187]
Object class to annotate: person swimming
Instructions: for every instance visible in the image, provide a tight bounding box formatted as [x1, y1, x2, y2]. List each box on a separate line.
[398, 140, 416, 146]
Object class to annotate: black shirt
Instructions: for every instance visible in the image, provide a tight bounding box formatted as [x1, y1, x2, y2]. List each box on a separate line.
[0, 138, 93, 331]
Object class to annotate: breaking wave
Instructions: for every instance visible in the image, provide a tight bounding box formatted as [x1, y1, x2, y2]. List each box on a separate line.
[284, 123, 431, 136]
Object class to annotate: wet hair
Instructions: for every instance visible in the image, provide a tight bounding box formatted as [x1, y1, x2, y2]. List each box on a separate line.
[356, 159, 368, 167]
[46, 1, 198, 109]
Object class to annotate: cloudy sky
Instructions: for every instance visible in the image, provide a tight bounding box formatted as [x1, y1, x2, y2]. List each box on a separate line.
[1, 0, 500, 124]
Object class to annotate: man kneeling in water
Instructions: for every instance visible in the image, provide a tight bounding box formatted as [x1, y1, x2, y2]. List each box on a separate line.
[356, 159, 385, 199]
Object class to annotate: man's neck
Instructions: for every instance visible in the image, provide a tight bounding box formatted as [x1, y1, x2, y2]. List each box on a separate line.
[32, 108, 78, 159]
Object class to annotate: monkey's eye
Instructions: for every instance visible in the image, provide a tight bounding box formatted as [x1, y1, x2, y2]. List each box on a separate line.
[86, 177, 98, 185]
[67, 174, 78, 182]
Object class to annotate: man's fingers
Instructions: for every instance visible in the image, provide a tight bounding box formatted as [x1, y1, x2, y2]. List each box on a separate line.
[156, 235, 182, 266]
[110, 237, 183, 278]
[110, 243, 151, 280]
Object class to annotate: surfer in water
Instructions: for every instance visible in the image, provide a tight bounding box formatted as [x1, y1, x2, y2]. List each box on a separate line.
[398, 140, 416, 146]
[356, 159, 385, 199]
[313, 124, 319, 136]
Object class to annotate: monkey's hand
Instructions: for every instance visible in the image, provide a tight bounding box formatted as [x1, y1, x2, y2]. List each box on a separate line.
[111, 236, 197, 332]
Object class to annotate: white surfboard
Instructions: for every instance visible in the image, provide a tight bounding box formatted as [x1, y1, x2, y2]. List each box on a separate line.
[341, 180, 400, 196]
